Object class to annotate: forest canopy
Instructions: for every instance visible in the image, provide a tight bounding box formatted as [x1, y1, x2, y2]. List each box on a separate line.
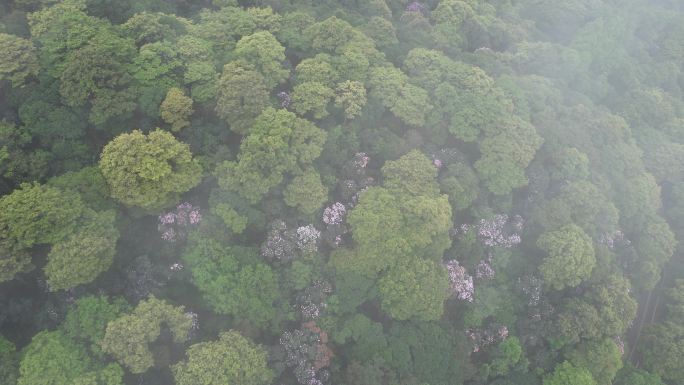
[1, 0, 684, 385]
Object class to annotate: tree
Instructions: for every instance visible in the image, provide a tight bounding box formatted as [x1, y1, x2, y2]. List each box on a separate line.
[335, 80, 367, 119]
[61, 295, 130, 356]
[378, 257, 449, 321]
[0, 33, 39, 87]
[537, 224, 595, 290]
[292, 81, 334, 119]
[18, 330, 124, 385]
[215, 60, 270, 134]
[544, 362, 597, 385]
[381, 149, 439, 196]
[44, 209, 119, 291]
[160, 87, 193, 132]
[233, 31, 287, 88]
[565, 338, 622, 385]
[0, 335, 18, 385]
[215, 108, 326, 204]
[283, 169, 329, 215]
[58, 30, 137, 125]
[614, 365, 665, 385]
[182, 237, 279, 328]
[101, 297, 192, 374]
[475, 116, 543, 195]
[0, 182, 84, 249]
[172, 331, 273, 385]
[99, 129, 202, 211]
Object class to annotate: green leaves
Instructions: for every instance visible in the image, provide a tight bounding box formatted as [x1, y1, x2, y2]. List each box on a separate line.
[101, 297, 192, 374]
[172, 331, 273, 385]
[99, 129, 202, 211]
[182, 237, 279, 328]
[537, 224, 595, 290]
[0, 33, 39, 87]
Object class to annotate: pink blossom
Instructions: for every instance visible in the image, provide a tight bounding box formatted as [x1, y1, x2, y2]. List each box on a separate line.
[322, 202, 346, 225]
[444, 260, 474, 302]
[189, 209, 201, 224]
[475, 258, 495, 280]
[297, 225, 321, 254]
[159, 212, 175, 225]
[433, 159, 443, 168]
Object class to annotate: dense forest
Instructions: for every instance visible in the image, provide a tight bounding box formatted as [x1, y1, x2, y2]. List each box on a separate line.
[1, 0, 684, 384]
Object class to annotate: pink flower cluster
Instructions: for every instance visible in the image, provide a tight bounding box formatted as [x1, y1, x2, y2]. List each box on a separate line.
[322, 202, 346, 225]
[353, 152, 369, 169]
[158, 202, 201, 242]
[475, 258, 495, 280]
[598, 230, 630, 249]
[466, 324, 509, 353]
[444, 260, 474, 302]
[406, 1, 426, 13]
[297, 225, 321, 254]
[433, 159, 443, 169]
[460, 214, 523, 248]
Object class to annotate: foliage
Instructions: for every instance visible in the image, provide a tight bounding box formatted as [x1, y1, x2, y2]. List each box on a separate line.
[182, 237, 279, 328]
[99, 129, 202, 211]
[101, 297, 192, 374]
[18, 330, 124, 385]
[0, 33, 39, 87]
[160, 87, 193, 132]
[172, 331, 273, 385]
[537, 224, 596, 290]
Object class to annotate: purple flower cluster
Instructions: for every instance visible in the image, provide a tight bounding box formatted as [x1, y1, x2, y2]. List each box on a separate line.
[278, 91, 292, 108]
[322, 202, 346, 225]
[406, 1, 426, 13]
[433, 158, 443, 169]
[466, 324, 509, 353]
[444, 260, 474, 302]
[158, 202, 202, 242]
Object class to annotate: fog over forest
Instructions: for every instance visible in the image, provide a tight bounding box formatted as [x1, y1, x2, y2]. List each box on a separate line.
[1, 0, 684, 384]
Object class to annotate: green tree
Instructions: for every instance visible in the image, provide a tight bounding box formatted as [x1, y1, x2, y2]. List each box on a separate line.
[215, 108, 326, 204]
[537, 224, 595, 290]
[565, 338, 622, 385]
[44, 209, 119, 291]
[475, 116, 543, 195]
[182, 237, 279, 328]
[0, 335, 18, 385]
[544, 361, 597, 385]
[99, 129, 202, 211]
[101, 297, 192, 374]
[292, 81, 334, 119]
[283, 169, 328, 215]
[378, 257, 449, 321]
[335, 80, 367, 119]
[62, 295, 130, 356]
[233, 31, 287, 88]
[614, 365, 665, 385]
[58, 30, 137, 125]
[160, 87, 193, 132]
[215, 60, 270, 134]
[0, 33, 39, 87]
[18, 330, 123, 385]
[173, 331, 272, 385]
[0, 182, 84, 249]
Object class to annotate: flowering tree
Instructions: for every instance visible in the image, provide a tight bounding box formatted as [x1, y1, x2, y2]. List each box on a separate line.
[280, 321, 332, 385]
[158, 202, 202, 242]
[444, 259, 474, 302]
